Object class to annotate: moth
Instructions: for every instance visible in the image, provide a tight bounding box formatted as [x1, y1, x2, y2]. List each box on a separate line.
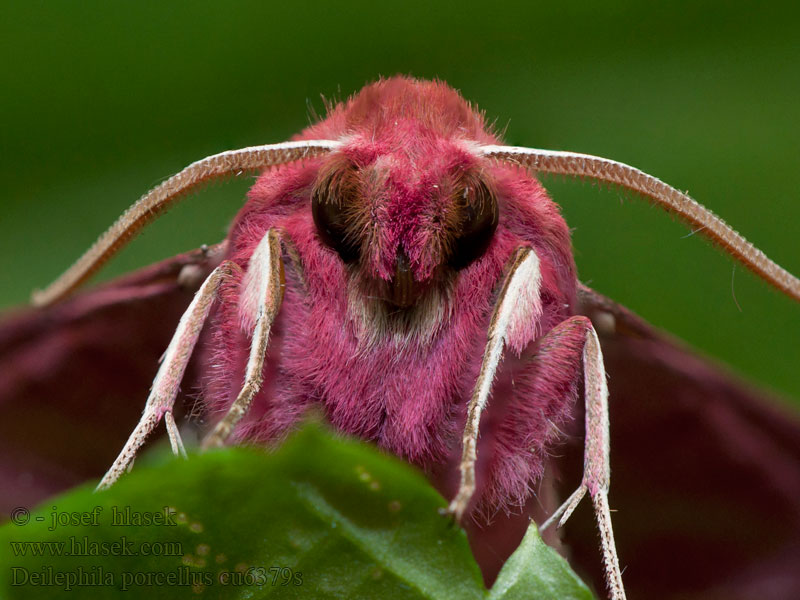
[4, 77, 800, 599]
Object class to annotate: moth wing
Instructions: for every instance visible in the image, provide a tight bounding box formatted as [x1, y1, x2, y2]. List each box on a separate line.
[0, 248, 219, 513]
[562, 284, 800, 599]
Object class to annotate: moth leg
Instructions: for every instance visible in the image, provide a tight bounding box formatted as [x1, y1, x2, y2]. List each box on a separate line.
[202, 229, 284, 449]
[95, 260, 235, 490]
[447, 246, 543, 519]
[540, 326, 626, 600]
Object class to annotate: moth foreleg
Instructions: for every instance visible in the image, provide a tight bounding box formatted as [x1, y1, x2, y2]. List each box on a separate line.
[202, 229, 284, 449]
[540, 325, 626, 600]
[447, 246, 543, 519]
[95, 260, 235, 491]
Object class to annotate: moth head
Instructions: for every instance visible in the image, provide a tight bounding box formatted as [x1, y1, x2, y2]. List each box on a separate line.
[311, 145, 499, 308]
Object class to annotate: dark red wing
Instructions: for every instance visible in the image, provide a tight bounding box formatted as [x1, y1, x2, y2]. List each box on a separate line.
[0, 248, 218, 515]
[562, 285, 800, 600]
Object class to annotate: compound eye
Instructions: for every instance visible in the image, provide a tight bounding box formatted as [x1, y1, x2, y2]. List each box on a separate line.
[449, 179, 499, 270]
[311, 169, 361, 264]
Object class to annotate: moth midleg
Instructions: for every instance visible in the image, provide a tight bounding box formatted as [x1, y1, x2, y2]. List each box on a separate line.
[447, 246, 543, 519]
[540, 325, 626, 600]
[95, 260, 236, 491]
[202, 229, 285, 449]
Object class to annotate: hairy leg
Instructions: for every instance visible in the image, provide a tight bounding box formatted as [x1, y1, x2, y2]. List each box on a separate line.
[447, 246, 543, 518]
[202, 229, 284, 449]
[96, 260, 236, 490]
[539, 326, 626, 600]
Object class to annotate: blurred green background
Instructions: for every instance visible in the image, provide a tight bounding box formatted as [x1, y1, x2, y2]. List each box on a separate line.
[1, 1, 798, 406]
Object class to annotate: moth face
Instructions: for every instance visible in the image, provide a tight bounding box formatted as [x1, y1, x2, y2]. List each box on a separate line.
[312, 147, 498, 309]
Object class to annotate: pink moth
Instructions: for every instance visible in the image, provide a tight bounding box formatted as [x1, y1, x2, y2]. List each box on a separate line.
[16, 77, 800, 600]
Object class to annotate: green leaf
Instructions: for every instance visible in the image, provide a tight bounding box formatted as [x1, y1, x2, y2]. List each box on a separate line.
[490, 523, 594, 600]
[1, 424, 593, 599]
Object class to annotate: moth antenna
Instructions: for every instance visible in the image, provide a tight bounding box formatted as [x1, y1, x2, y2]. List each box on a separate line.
[481, 145, 800, 302]
[31, 140, 340, 307]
